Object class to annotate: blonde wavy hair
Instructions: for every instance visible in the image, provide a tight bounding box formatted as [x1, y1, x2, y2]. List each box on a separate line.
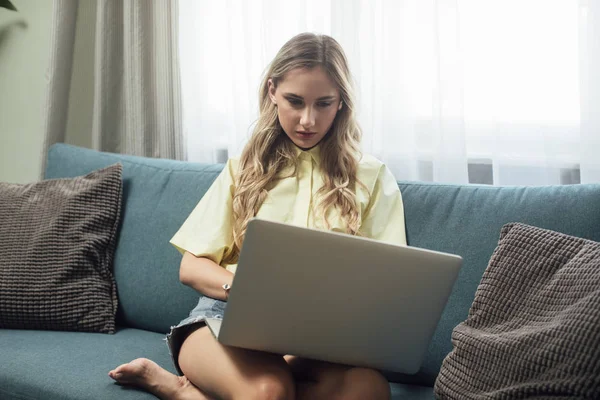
[224, 33, 364, 265]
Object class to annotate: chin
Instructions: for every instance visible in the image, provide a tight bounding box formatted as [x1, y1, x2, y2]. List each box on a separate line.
[294, 140, 319, 150]
[283, 131, 325, 150]
[295, 141, 313, 149]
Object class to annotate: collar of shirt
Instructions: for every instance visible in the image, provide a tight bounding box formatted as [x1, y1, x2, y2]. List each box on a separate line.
[294, 144, 321, 166]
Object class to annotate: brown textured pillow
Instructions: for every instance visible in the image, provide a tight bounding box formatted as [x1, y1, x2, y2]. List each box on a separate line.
[0, 164, 122, 334]
[435, 223, 600, 399]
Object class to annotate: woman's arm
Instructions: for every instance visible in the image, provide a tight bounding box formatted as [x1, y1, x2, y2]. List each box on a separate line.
[179, 251, 234, 301]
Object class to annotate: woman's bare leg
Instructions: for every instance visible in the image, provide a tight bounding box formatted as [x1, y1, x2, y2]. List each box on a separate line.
[108, 325, 295, 400]
[108, 330, 387, 400]
[178, 326, 295, 400]
[286, 356, 391, 400]
[108, 358, 211, 400]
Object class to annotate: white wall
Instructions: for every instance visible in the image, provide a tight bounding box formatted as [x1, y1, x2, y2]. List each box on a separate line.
[0, 0, 53, 184]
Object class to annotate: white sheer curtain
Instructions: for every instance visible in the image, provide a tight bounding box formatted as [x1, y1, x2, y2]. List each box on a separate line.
[580, 0, 600, 184]
[179, 0, 600, 185]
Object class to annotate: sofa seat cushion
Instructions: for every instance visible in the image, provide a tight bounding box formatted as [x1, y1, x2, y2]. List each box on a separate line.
[0, 327, 423, 400]
[0, 328, 172, 400]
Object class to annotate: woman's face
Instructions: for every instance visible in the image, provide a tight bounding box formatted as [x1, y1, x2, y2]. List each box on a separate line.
[268, 66, 342, 150]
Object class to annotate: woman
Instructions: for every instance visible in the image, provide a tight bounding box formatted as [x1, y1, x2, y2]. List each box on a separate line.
[109, 32, 406, 400]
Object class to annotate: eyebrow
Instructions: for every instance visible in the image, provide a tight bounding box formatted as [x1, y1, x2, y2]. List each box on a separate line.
[283, 93, 337, 101]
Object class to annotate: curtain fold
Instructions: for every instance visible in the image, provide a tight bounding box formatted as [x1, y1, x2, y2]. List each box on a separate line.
[41, 0, 184, 177]
[40, 0, 79, 174]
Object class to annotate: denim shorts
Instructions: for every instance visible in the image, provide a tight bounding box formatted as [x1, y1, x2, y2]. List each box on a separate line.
[165, 296, 227, 376]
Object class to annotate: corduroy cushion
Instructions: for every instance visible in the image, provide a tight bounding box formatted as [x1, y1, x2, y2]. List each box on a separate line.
[435, 223, 600, 398]
[0, 164, 123, 334]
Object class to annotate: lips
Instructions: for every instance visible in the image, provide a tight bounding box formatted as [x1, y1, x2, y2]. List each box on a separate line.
[296, 131, 317, 139]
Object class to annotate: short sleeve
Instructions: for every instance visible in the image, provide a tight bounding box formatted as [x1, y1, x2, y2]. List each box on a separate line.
[169, 159, 237, 266]
[360, 164, 407, 246]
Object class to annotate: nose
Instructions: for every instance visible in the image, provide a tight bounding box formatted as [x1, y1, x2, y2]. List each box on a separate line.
[300, 106, 316, 129]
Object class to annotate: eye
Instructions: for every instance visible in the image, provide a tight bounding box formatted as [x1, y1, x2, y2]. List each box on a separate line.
[286, 97, 303, 107]
[317, 102, 333, 108]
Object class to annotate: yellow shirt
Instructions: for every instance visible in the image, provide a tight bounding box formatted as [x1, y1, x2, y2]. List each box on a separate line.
[170, 146, 407, 273]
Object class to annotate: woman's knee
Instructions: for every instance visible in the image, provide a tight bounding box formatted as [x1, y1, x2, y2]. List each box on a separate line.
[177, 327, 295, 400]
[338, 367, 391, 400]
[246, 372, 295, 400]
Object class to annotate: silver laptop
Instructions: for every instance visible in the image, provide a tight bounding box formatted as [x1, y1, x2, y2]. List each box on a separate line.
[205, 218, 462, 374]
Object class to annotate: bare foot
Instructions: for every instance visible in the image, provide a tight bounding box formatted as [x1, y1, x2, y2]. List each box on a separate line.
[108, 358, 209, 400]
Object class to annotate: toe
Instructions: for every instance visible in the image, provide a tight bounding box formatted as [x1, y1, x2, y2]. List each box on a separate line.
[111, 362, 129, 375]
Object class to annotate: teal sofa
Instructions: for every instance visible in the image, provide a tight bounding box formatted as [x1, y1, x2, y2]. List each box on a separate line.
[2, 143, 599, 400]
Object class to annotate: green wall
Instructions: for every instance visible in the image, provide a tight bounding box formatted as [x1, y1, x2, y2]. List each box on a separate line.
[0, 0, 53, 184]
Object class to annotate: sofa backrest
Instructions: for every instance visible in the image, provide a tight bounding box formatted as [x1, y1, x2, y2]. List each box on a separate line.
[45, 144, 600, 386]
[392, 181, 600, 385]
[45, 144, 217, 334]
